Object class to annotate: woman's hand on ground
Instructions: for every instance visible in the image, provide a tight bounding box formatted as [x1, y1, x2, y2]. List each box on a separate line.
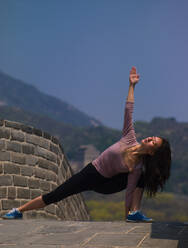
[129, 66, 140, 85]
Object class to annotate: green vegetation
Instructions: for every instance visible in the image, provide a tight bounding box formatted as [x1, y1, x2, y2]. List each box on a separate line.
[86, 192, 188, 222]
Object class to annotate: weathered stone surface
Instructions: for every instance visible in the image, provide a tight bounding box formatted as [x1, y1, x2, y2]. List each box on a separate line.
[34, 146, 57, 162]
[1, 199, 20, 209]
[40, 181, 51, 191]
[11, 129, 25, 142]
[17, 188, 30, 199]
[50, 143, 59, 155]
[11, 152, 25, 164]
[22, 144, 35, 154]
[0, 151, 10, 161]
[43, 131, 51, 140]
[0, 139, 6, 150]
[6, 140, 22, 152]
[0, 220, 183, 248]
[4, 162, 20, 175]
[8, 186, 16, 199]
[21, 125, 33, 134]
[34, 167, 46, 179]
[28, 178, 40, 189]
[0, 175, 12, 186]
[13, 175, 27, 187]
[32, 128, 43, 136]
[46, 171, 57, 182]
[30, 189, 41, 199]
[37, 158, 57, 173]
[20, 166, 33, 176]
[5, 120, 22, 130]
[25, 155, 38, 166]
[0, 127, 10, 139]
[0, 163, 3, 174]
[0, 187, 7, 198]
[0, 121, 90, 221]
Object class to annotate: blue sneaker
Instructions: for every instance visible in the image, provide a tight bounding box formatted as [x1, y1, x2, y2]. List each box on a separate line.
[2, 208, 23, 219]
[126, 210, 153, 223]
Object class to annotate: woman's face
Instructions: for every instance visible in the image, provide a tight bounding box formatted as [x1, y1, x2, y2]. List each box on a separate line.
[141, 136, 163, 154]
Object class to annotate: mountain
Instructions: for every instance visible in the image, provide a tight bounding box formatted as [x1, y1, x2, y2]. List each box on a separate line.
[0, 70, 187, 198]
[0, 71, 102, 127]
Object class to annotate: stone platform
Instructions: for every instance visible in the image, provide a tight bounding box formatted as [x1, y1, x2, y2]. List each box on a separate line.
[0, 220, 187, 248]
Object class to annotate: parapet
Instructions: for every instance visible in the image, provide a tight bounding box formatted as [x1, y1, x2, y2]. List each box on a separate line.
[0, 120, 90, 220]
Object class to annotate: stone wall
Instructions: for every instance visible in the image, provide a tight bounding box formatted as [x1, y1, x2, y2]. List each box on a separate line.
[0, 120, 90, 220]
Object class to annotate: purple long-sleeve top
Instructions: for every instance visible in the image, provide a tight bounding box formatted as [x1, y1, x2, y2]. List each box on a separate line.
[92, 101, 142, 209]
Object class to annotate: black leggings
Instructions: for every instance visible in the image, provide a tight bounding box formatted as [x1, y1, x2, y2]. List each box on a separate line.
[42, 163, 145, 205]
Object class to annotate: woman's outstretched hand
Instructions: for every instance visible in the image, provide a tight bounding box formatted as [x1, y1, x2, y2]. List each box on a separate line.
[129, 66, 140, 86]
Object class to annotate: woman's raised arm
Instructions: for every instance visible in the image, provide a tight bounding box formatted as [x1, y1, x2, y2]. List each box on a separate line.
[126, 66, 140, 102]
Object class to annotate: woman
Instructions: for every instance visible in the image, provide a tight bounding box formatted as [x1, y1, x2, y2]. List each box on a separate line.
[2, 67, 171, 221]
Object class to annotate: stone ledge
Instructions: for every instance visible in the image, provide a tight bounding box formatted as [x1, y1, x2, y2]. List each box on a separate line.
[0, 220, 187, 248]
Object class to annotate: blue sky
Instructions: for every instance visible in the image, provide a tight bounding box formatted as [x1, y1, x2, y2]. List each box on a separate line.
[0, 0, 188, 129]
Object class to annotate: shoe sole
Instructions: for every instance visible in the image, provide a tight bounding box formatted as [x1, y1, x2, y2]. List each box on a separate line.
[126, 219, 154, 223]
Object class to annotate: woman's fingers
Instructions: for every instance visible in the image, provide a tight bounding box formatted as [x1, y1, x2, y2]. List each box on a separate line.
[130, 66, 137, 74]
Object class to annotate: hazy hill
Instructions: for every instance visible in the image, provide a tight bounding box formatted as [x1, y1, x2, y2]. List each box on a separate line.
[0, 71, 102, 127]
[0, 70, 187, 198]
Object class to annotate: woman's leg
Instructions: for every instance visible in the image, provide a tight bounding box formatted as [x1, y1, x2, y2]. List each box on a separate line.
[130, 173, 145, 211]
[18, 196, 46, 213]
[130, 188, 144, 211]
[18, 163, 108, 213]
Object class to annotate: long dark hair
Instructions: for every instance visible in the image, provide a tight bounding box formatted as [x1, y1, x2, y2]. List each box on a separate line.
[142, 137, 171, 197]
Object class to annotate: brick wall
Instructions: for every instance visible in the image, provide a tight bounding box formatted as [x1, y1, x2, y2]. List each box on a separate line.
[0, 120, 90, 220]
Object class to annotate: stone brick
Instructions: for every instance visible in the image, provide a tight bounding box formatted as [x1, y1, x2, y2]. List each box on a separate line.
[25, 155, 38, 166]
[0, 151, 11, 161]
[0, 120, 4, 126]
[0, 163, 3, 174]
[51, 136, 59, 145]
[4, 162, 20, 174]
[28, 178, 40, 189]
[37, 158, 49, 170]
[4, 120, 22, 130]
[46, 204, 56, 215]
[13, 175, 27, 187]
[0, 139, 6, 150]
[1, 199, 20, 210]
[39, 137, 49, 149]
[6, 141, 22, 153]
[8, 186, 16, 199]
[20, 125, 33, 134]
[34, 167, 46, 179]
[50, 143, 59, 155]
[50, 183, 57, 191]
[20, 200, 29, 206]
[34, 146, 57, 162]
[43, 131, 51, 140]
[17, 188, 30, 199]
[11, 129, 25, 142]
[0, 127, 10, 139]
[20, 166, 33, 176]
[30, 189, 41, 199]
[11, 152, 25, 164]
[0, 187, 7, 198]
[0, 175, 12, 186]
[46, 171, 57, 182]
[38, 158, 58, 174]
[40, 181, 51, 191]
[32, 128, 42, 136]
[26, 134, 41, 146]
[22, 144, 35, 154]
